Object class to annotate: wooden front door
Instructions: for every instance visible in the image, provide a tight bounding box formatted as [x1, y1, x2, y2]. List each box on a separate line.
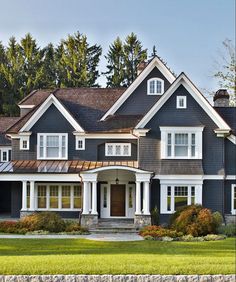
[110, 185, 125, 216]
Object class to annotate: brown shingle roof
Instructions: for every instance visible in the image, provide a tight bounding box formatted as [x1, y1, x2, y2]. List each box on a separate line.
[0, 117, 20, 145]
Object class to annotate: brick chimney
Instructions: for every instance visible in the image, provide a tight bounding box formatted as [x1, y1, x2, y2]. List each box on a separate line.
[213, 89, 230, 107]
[137, 61, 148, 75]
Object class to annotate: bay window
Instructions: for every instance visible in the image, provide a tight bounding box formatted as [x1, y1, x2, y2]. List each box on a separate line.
[36, 184, 82, 210]
[37, 133, 68, 160]
[161, 184, 202, 214]
[160, 127, 203, 159]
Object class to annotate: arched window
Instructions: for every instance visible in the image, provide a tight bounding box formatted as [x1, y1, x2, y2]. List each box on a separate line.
[147, 78, 164, 95]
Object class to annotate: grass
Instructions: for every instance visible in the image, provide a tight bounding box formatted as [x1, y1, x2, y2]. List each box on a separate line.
[0, 238, 235, 275]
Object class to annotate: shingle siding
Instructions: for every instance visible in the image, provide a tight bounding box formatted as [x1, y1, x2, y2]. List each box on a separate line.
[116, 67, 171, 115]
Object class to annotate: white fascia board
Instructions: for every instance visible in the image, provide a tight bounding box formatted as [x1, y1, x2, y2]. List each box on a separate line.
[86, 166, 152, 174]
[18, 105, 35, 109]
[73, 132, 137, 139]
[132, 128, 150, 137]
[100, 57, 176, 121]
[20, 94, 84, 133]
[0, 173, 82, 182]
[136, 74, 231, 131]
[227, 134, 236, 145]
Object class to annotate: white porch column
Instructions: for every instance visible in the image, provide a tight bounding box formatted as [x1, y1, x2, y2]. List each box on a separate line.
[22, 181, 27, 210]
[143, 181, 150, 215]
[29, 181, 35, 211]
[83, 181, 90, 214]
[135, 181, 141, 215]
[91, 181, 98, 215]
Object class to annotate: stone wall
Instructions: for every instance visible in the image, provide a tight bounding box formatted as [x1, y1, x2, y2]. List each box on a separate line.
[0, 275, 234, 282]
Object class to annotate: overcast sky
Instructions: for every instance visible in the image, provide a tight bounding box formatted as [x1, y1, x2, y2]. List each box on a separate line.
[0, 0, 235, 101]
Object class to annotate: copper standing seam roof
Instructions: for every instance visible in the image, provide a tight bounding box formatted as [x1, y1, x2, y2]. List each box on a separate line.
[0, 160, 139, 174]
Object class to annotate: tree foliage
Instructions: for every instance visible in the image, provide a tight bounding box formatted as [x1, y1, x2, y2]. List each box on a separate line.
[213, 39, 236, 106]
[104, 33, 147, 87]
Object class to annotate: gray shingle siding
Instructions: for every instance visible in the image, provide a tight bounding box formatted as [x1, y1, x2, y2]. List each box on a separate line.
[116, 67, 171, 115]
[225, 139, 236, 175]
[139, 84, 225, 175]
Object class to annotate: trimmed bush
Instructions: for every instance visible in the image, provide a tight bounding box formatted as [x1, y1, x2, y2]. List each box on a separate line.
[0, 221, 27, 234]
[139, 225, 183, 238]
[170, 205, 219, 236]
[217, 224, 236, 237]
[20, 212, 66, 232]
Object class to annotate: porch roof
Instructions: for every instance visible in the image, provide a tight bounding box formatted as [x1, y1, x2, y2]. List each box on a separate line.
[0, 160, 139, 174]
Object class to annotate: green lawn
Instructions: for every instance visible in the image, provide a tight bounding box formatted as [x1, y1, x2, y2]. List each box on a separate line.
[0, 238, 235, 275]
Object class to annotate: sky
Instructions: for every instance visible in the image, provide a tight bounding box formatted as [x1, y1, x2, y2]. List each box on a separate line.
[0, 0, 235, 101]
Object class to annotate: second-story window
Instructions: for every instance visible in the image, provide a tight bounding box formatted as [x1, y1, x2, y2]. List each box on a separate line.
[147, 78, 164, 95]
[105, 143, 131, 157]
[37, 133, 68, 160]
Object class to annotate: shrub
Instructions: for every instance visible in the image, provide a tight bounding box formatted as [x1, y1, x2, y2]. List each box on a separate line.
[217, 224, 236, 237]
[65, 221, 88, 233]
[204, 234, 226, 241]
[151, 206, 159, 226]
[20, 212, 66, 233]
[181, 235, 204, 242]
[139, 225, 183, 238]
[0, 221, 27, 234]
[143, 235, 155, 240]
[212, 211, 224, 228]
[171, 205, 218, 236]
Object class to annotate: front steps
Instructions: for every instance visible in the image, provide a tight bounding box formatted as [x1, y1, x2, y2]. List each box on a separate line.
[89, 218, 138, 233]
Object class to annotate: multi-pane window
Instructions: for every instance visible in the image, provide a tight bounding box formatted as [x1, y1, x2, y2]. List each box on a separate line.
[50, 186, 59, 208]
[147, 78, 164, 95]
[232, 185, 236, 214]
[105, 143, 131, 156]
[161, 127, 203, 159]
[36, 184, 82, 210]
[20, 136, 30, 150]
[75, 137, 85, 150]
[37, 134, 68, 159]
[62, 186, 71, 208]
[1, 148, 11, 162]
[129, 187, 133, 208]
[37, 185, 47, 208]
[176, 96, 187, 108]
[74, 186, 82, 209]
[103, 186, 107, 208]
[162, 185, 199, 214]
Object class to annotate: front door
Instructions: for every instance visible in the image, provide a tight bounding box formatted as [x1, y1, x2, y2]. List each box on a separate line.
[110, 185, 125, 216]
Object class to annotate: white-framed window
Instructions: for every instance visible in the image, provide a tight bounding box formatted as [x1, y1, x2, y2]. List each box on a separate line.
[160, 184, 202, 214]
[105, 143, 131, 157]
[147, 78, 164, 95]
[37, 133, 68, 160]
[231, 184, 236, 215]
[160, 127, 203, 159]
[36, 183, 82, 211]
[20, 136, 30, 150]
[75, 136, 85, 150]
[0, 148, 11, 162]
[177, 96, 187, 109]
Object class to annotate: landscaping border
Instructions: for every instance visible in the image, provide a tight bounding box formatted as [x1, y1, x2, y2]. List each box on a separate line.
[0, 275, 235, 282]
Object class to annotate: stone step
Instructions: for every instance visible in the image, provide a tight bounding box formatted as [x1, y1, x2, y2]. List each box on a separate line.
[89, 228, 138, 233]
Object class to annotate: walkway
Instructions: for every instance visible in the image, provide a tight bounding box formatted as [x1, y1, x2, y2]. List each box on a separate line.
[0, 233, 143, 241]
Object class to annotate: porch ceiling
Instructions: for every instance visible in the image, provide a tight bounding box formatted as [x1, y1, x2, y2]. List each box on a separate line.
[0, 160, 139, 174]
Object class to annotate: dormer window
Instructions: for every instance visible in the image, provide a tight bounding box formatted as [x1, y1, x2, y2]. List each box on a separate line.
[147, 78, 164, 95]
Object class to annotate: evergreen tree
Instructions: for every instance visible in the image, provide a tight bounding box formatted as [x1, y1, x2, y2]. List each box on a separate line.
[104, 37, 125, 87]
[41, 43, 57, 88]
[123, 32, 147, 86]
[0, 42, 6, 115]
[57, 31, 102, 87]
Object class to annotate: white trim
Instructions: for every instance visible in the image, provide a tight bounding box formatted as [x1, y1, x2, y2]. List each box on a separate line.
[105, 143, 131, 157]
[85, 165, 152, 174]
[132, 129, 150, 137]
[153, 175, 236, 180]
[37, 133, 68, 160]
[73, 132, 137, 139]
[18, 105, 35, 109]
[227, 134, 236, 145]
[35, 183, 82, 211]
[0, 147, 11, 162]
[136, 74, 231, 130]
[0, 174, 82, 182]
[176, 96, 187, 109]
[226, 175, 236, 180]
[20, 94, 84, 132]
[100, 57, 175, 121]
[160, 183, 202, 214]
[147, 78, 164, 95]
[231, 184, 236, 215]
[160, 126, 203, 159]
[75, 136, 85, 150]
[214, 129, 231, 137]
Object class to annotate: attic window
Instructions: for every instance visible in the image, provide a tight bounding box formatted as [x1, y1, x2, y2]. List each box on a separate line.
[147, 78, 164, 95]
[177, 96, 187, 109]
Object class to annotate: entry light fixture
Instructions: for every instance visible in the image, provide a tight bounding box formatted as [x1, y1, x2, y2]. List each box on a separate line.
[115, 169, 119, 184]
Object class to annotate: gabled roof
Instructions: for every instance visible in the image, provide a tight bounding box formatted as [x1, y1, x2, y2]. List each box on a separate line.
[135, 72, 231, 131]
[20, 94, 85, 132]
[100, 56, 176, 121]
[0, 117, 20, 145]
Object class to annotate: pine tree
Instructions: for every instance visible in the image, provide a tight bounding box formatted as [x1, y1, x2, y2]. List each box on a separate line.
[104, 37, 125, 87]
[123, 33, 147, 86]
[41, 43, 57, 88]
[57, 31, 102, 87]
[0, 42, 6, 115]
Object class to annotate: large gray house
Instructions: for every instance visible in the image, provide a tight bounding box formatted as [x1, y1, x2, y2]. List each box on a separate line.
[0, 57, 235, 228]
